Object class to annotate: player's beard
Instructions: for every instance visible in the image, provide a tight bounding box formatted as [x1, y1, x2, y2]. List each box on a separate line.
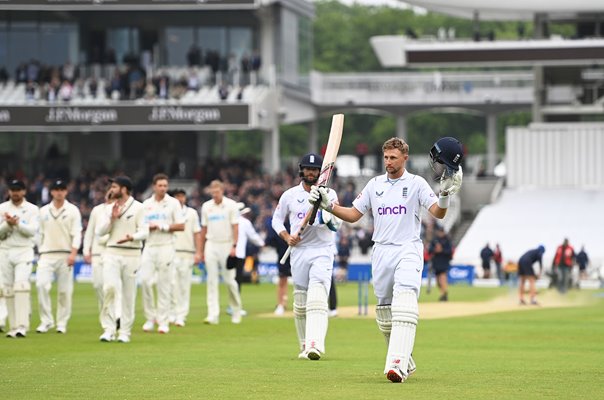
[302, 173, 319, 186]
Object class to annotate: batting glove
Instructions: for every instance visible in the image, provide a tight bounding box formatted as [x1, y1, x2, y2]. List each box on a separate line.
[440, 166, 463, 196]
[318, 209, 341, 232]
[309, 186, 333, 211]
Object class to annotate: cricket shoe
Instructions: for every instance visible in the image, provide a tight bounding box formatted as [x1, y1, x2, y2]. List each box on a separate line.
[16, 327, 27, 338]
[117, 333, 131, 343]
[56, 326, 67, 334]
[6, 329, 18, 338]
[142, 320, 155, 332]
[158, 325, 170, 334]
[386, 366, 408, 383]
[298, 350, 309, 360]
[174, 319, 185, 327]
[36, 322, 55, 333]
[306, 347, 322, 361]
[231, 313, 242, 324]
[99, 331, 115, 342]
[204, 317, 218, 325]
[274, 304, 285, 316]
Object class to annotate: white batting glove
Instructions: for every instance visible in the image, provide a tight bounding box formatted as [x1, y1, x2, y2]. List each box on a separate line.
[309, 186, 333, 211]
[318, 209, 341, 232]
[440, 166, 463, 196]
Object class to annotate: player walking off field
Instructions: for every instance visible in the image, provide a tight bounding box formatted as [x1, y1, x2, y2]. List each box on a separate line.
[96, 176, 148, 343]
[36, 179, 82, 334]
[83, 190, 114, 312]
[200, 180, 242, 325]
[0, 179, 39, 338]
[169, 189, 202, 327]
[140, 174, 184, 334]
[309, 137, 463, 382]
[272, 153, 340, 360]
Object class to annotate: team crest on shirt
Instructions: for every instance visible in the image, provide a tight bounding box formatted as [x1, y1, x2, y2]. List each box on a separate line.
[375, 191, 384, 197]
[402, 187, 408, 198]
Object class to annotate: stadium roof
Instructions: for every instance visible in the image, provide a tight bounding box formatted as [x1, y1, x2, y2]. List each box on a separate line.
[401, 0, 604, 21]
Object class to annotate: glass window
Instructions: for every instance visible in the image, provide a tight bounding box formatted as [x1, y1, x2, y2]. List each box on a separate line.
[40, 23, 78, 66]
[298, 16, 312, 79]
[228, 27, 252, 59]
[8, 22, 37, 74]
[165, 27, 194, 66]
[198, 27, 227, 58]
[107, 28, 140, 65]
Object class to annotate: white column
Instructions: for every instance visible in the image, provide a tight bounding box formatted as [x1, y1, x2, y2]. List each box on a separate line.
[308, 119, 318, 153]
[396, 115, 407, 140]
[258, 7, 276, 84]
[486, 113, 497, 173]
[197, 132, 209, 162]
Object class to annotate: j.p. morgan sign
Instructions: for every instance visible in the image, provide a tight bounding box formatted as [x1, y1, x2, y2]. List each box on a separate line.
[0, 0, 257, 10]
[0, 105, 250, 131]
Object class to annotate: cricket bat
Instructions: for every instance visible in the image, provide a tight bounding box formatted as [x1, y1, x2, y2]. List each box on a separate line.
[280, 114, 344, 265]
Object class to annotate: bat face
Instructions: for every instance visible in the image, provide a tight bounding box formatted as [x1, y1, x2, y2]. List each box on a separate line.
[318, 114, 344, 187]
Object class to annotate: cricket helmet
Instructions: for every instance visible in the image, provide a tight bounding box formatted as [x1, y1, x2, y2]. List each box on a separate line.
[429, 137, 463, 180]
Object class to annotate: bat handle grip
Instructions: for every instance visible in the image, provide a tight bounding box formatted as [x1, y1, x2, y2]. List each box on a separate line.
[280, 246, 292, 265]
[307, 199, 321, 225]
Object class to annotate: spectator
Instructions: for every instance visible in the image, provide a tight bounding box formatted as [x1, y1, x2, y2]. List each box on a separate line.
[355, 142, 369, 171]
[336, 233, 351, 282]
[187, 44, 202, 67]
[0, 66, 8, 84]
[553, 238, 575, 293]
[480, 243, 494, 279]
[59, 80, 73, 102]
[218, 83, 229, 101]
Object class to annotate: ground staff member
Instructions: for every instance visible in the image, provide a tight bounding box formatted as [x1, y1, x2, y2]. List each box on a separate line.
[140, 173, 184, 334]
[309, 137, 463, 383]
[96, 176, 148, 343]
[0, 179, 39, 338]
[36, 179, 82, 334]
[272, 153, 340, 360]
[200, 180, 241, 325]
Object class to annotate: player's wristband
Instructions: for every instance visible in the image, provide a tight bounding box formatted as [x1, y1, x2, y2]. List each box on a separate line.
[438, 193, 450, 209]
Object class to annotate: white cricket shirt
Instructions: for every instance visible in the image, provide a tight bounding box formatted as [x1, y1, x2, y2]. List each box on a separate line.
[39, 200, 83, 256]
[352, 170, 437, 245]
[174, 205, 201, 253]
[96, 196, 149, 254]
[83, 203, 110, 257]
[200, 196, 239, 243]
[0, 200, 39, 249]
[235, 216, 265, 259]
[272, 182, 338, 249]
[142, 194, 185, 247]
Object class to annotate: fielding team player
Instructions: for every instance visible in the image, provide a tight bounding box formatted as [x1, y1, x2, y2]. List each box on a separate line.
[140, 174, 184, 334]
[0, 179, 39, 338]
[272, 153, 340, 360]
[309, 137, 463, 382]
[200, 180, 242, 325]
[169, 188, 202, 327]
[97, 176, 149, 343]
[36, 179, 82, 334]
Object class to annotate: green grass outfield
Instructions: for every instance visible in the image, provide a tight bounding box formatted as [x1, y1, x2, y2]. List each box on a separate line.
[2, 282, 603, 400]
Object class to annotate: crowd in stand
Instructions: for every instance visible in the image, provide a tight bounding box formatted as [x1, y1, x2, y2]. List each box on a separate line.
[0, 49, 261, 103]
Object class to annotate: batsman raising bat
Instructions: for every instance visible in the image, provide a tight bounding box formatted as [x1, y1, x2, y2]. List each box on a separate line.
[308, 136, 463, 383]
[271, 114, 343, 360]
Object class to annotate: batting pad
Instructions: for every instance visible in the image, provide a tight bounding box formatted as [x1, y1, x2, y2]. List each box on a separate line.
[385, 290, 418, 375]
[4, 285, 15, 330]
[293, 289, 307, 351]
[14, 281, 30, 329]
[376, 304, 392, 345]
[305, 284, 329, 354]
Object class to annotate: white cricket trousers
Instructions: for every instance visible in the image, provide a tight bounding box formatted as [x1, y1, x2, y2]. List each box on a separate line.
[91, 254, 104, 311]
[205, 241, 241, 321]
[36, 255, 74, 329]
[140, 244, 175, 327]
[101, 252, 139, 336]
[0, 247, 33, 331]
[372, 242, 423, 304]
[171, 252, 195, 322]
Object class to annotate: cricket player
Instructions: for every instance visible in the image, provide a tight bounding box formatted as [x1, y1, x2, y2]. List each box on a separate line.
[96, 176, 148, 343]
[272, 153, 340, 360]
[309, 137, 463, 382]
[83, 190, 114, 311]
[169, 188, 202, 327]
[0, 179, 39, 338]
[36, 179, 82, 334]
[139, 173, 184, 334]
[200, 180, 242, 325]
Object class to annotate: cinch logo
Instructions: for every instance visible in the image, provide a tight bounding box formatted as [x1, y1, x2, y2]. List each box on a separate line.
[297, 212, 306, 220]
[377, 205, 407, 215]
